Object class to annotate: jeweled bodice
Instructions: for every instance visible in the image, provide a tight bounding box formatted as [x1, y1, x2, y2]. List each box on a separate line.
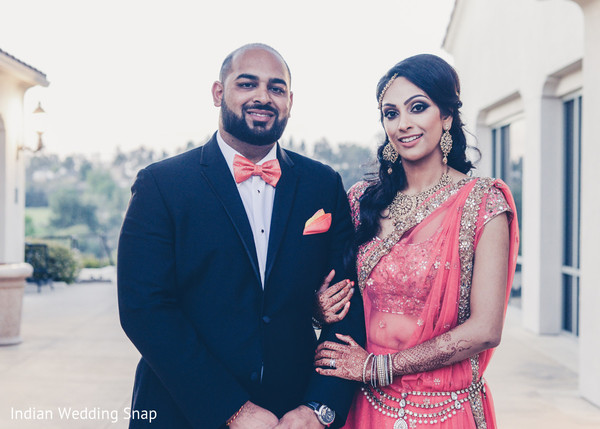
[366, 229, 443, 316]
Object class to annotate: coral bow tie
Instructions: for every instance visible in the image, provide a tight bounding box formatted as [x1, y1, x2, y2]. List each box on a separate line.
[233, 154, 281, 187]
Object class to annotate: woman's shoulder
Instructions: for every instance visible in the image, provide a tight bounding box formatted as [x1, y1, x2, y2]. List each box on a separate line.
[470, 175, 508, 189]
[466, 176, 514, 226]
[347, 180, 373, 229]
[347, 180, 371, 200]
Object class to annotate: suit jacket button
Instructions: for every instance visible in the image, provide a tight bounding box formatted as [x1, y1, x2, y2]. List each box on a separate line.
[250, 372, 259, 382]
[262, 316, 271, 324]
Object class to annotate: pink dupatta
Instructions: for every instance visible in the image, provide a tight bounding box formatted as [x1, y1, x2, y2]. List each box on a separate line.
[343, 178, 519, 429]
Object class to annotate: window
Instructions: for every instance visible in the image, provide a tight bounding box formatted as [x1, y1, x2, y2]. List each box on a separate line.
[562, 95, 582, 335]
[491, 119, 524, 305]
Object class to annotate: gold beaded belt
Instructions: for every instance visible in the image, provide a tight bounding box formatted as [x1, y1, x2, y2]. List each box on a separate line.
[361, 379, 485, 429]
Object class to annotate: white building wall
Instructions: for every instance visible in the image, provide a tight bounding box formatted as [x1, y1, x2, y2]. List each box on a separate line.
[445, 0, 600, 408]
[444, 0, 584, 334]
[574, 0, 600, 408]
[0, 54, 47, 264]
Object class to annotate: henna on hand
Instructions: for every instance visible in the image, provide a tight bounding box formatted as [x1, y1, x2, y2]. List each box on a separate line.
[314, 270, 354, 325]
[314, 334, 368, 382]
[392, 332, 472, 376]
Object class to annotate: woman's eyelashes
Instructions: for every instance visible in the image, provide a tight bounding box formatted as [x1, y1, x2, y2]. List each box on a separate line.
[383, 109, 399, 119]
[384, 101, 430, 119]
[410, 101, 429, 113]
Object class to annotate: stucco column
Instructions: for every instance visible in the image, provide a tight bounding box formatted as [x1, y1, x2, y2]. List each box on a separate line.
[573, 0, 600, 407]
[520, 83, 563, 335]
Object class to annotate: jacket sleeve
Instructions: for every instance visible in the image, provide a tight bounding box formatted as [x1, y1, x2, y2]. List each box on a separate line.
[302, 172, 366, 426]
[117, 168, 248, 429]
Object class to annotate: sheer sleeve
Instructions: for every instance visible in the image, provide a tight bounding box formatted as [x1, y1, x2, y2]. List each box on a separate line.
[347, 181, 370, 231]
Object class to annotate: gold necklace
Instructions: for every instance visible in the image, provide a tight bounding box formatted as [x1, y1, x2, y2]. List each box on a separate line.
[387, 167, 451, 224]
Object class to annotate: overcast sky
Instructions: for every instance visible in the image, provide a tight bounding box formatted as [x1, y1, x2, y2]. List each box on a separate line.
[2, 0, 455, 158]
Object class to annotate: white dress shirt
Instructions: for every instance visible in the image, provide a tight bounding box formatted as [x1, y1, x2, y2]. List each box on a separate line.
[217, 132, 277, 288]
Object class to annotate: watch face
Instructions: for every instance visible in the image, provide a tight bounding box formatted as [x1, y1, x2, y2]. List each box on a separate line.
[318, 406, 335, 425]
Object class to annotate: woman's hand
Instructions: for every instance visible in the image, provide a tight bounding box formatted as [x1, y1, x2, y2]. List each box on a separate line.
[314, 333, 368, 382]
[314, 270, 354, 325]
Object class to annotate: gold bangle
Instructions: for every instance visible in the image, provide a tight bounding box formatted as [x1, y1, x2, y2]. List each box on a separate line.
[226, 403, 245, 426]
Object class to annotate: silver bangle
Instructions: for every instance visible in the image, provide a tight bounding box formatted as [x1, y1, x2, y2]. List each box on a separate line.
[362, 353, 374, 384]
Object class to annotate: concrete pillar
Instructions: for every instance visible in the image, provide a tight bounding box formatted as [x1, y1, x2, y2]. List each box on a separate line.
[573, 0, 600, 408]
[0, 85, 27, 263]
[518, 82, 563, 335]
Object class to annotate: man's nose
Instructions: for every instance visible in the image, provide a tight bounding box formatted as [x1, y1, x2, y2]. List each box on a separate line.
[253, 85, 271, 104]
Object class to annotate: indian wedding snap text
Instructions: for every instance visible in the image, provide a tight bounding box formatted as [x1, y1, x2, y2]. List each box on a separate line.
[10, 407, 157, 424]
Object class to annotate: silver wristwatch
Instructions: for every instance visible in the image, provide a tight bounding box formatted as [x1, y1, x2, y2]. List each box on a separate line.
[305, 401, 335, 426]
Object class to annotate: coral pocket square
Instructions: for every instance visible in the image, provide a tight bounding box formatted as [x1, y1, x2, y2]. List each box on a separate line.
[303, 209, 332, 235]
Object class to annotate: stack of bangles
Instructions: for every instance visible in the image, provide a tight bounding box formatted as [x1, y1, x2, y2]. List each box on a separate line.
[226, 403, 245, 426]
[362, 353, 394, 387]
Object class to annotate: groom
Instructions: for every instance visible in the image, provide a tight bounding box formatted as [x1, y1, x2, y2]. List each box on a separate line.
[117, 43, 365, 428]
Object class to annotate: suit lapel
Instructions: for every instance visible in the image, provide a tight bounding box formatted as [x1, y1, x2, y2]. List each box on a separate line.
[265, 146, 299, 284]
[198, 135, 261, 285]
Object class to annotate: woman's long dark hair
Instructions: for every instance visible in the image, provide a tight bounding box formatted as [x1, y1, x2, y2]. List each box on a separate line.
[353, 54, 476, 256]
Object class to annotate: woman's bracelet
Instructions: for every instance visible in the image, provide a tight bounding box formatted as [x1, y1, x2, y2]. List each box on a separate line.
[226, 403, 245, 426]
[365, 353, 394, 387]
[362, 353, 374, 384]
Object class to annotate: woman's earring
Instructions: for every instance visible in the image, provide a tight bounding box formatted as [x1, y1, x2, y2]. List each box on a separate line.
[440, 127, 453, 165]
[382, 143, 398, 175]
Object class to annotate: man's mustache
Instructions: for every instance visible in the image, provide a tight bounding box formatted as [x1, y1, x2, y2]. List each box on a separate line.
[243, 104, 278, 115]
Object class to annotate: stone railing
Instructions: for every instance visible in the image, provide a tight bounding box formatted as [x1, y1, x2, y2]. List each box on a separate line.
[0, 263, 33, 345]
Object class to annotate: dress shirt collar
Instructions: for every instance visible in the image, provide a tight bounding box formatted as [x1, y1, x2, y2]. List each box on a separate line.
[216, 131, 279, 179]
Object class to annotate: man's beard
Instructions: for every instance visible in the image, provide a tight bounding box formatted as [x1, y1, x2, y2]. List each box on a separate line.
[221, 99, 288, 146]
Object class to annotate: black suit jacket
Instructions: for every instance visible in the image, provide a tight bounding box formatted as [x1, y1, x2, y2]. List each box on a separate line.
[118, 134, 365, 428]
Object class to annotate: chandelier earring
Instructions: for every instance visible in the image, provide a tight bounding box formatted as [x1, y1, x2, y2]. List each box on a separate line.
[382, 143, 399, 175]
[440, 126, 453, 165]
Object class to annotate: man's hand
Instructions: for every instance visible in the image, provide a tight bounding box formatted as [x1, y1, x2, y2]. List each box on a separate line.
[273, 405, 324, 429]
[229, 401, 279, 429]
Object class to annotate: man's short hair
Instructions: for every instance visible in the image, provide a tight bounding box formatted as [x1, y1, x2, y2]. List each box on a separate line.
[219, 43, 292, 84]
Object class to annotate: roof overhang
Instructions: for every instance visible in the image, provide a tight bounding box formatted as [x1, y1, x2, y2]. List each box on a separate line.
[442, 0, 461, 53]
[0, 48, 49, 89]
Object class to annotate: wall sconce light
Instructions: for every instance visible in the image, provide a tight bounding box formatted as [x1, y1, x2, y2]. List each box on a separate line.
[17, 102, 46, 159]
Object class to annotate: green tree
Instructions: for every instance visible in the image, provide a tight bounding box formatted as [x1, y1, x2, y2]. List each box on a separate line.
[49, 188, 99, 232]
[313, 138, 334, 162]
[335, 143, 374, 189]
[25, 215, 36, 236]
[79, 160, 93, 181]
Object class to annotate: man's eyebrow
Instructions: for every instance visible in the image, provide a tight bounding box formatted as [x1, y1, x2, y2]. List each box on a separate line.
[234, 74, 288, 87]
[234, 73, 259, 81]
[269, 78, 288, 87]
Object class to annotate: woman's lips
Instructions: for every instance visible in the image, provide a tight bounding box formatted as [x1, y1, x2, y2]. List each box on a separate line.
[397, 134, 422, 147]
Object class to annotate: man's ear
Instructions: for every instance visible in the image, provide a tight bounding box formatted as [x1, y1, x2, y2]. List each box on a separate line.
[212, 81, 224, 107]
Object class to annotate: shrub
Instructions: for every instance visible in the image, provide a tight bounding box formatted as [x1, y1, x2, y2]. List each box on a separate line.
[47, 245, 80, 284]
[80, 255, 111, 268]
[25, 242, 80, 284]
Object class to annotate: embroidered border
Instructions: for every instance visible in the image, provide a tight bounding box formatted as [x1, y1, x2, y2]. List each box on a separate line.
[457, 177, 495, 429]
[348, 181, 370, 231]
[357, 178, 473, 293]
